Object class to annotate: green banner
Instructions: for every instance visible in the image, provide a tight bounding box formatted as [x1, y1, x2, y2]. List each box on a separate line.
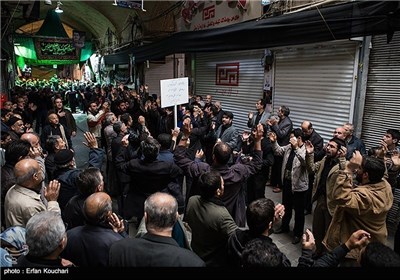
[35, 37, 79, 60]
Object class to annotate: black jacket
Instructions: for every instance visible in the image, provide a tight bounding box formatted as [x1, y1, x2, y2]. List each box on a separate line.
[109, 233, 205, 267]
[62, 224, 126, 267]
[227, 229, 291, 267]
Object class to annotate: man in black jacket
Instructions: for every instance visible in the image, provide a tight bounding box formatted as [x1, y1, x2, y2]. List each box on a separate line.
[109, 192, 205, 267]
[301, 120, 324, 215]
[62, 192, 127, 266]
[227, 198, 287, 267]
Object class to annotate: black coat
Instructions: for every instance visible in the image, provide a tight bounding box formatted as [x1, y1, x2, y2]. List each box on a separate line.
[227, 229, 291, 267]
[109, 233, 205, 267]
[62, 224, 126, 267]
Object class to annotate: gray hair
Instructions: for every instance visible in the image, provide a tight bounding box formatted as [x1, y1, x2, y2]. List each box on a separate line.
[45, 135, 62, 153]
[112, 121, 124, 134]
[25, 211, 66, 257]
[104, 112, 116, 125]
[15, 165, 37, 186]
[144, 192, 178, 232]
[343, 122, 354, 135]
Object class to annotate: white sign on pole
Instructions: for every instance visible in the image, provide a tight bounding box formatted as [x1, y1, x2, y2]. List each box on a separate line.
[160, 77, 189, 108]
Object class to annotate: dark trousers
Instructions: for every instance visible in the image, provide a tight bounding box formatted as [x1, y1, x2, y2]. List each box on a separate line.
[304, 173, 315, 213]
[270, 155, 283, 188]
[312, 195, 332, 257]
[394, 221, 400, 255]
[35, 109, 48, 133]
[281, 179, 306, 237]
[247, 166, 270, 205]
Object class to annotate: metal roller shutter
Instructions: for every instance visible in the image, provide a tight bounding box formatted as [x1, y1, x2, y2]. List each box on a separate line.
[272, 40, 359, 143]
[195, 49, 265, 133]
[361, 32, 400, 150]
[144, 55, 174, 96]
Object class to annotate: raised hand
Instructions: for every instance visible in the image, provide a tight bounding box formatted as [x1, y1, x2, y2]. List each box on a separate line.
[195, 149, 204, 159]
[338, 146, 347, 158]
[274, 203, 285, 222]
[302, 229, 316, 251]
[171, 127, 180, 139]
[121, 134, 129, 147]
[138, 115, 146, 126]
[347, 150, 363, 172]
[345, 229, 370, 250]
[391, 150, 400, 167]
[182, 117, 192, 137]
[83, 132, 98, 148]
[305, 140, 314, 154]
[268, 131, 277, 143]
[108, 212, 125, 233]
[252, 123, 264, 142]
[45, 180, 60, 202]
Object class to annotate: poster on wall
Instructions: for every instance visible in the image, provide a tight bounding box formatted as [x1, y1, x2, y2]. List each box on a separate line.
[35, 37, 79, 60]
[72, 31, 86, 49]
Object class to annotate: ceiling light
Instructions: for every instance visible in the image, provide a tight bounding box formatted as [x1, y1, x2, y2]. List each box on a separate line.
[44, 0, 52, 5]
[55, 1, 63, 13]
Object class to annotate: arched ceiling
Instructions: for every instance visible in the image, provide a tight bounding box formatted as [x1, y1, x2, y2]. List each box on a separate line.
[2, 1, 179, 48]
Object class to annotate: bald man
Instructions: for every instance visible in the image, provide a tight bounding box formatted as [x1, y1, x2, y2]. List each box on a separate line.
[83, 192, 113, 225]
[301, 121, 324, 215]
[4, 158, 60, 228]
[109, 192, 205, 267]
[20, 132, 41, 150]
[62, 192, 127, 267]
[20, 132, 45, 177]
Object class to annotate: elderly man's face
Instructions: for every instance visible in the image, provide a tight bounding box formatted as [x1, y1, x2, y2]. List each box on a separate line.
[12, 120, 25, 134]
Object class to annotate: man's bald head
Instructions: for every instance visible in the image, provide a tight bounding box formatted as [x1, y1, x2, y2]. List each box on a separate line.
[301, 121, 313, 136]
[301, 121, 311, 129]
[212, 142, 232, 165]
[14, 159, 41, 188]
[83, 192, 112, 225]
[144, 192, 178, 233]
[20, 133, 40, 148]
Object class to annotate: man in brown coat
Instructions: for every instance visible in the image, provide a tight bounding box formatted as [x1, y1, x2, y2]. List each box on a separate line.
[323, 151, 393, 266]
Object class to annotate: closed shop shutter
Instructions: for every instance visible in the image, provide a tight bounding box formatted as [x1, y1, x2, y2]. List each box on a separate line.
[361, 32, 400, 150]
[272, 40, 359, 143]
[144, 55, 174, 96]
[195, 49, 265, 133]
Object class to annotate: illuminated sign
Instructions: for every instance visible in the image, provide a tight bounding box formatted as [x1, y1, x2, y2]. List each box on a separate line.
[35, 37, 79, 60]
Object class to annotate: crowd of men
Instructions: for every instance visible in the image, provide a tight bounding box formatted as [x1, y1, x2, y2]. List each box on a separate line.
[1, 79, 400, 268]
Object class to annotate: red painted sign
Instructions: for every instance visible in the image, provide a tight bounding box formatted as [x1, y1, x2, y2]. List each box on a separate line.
[216, 63, 239, 86]
[202, 5, 215, 20]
